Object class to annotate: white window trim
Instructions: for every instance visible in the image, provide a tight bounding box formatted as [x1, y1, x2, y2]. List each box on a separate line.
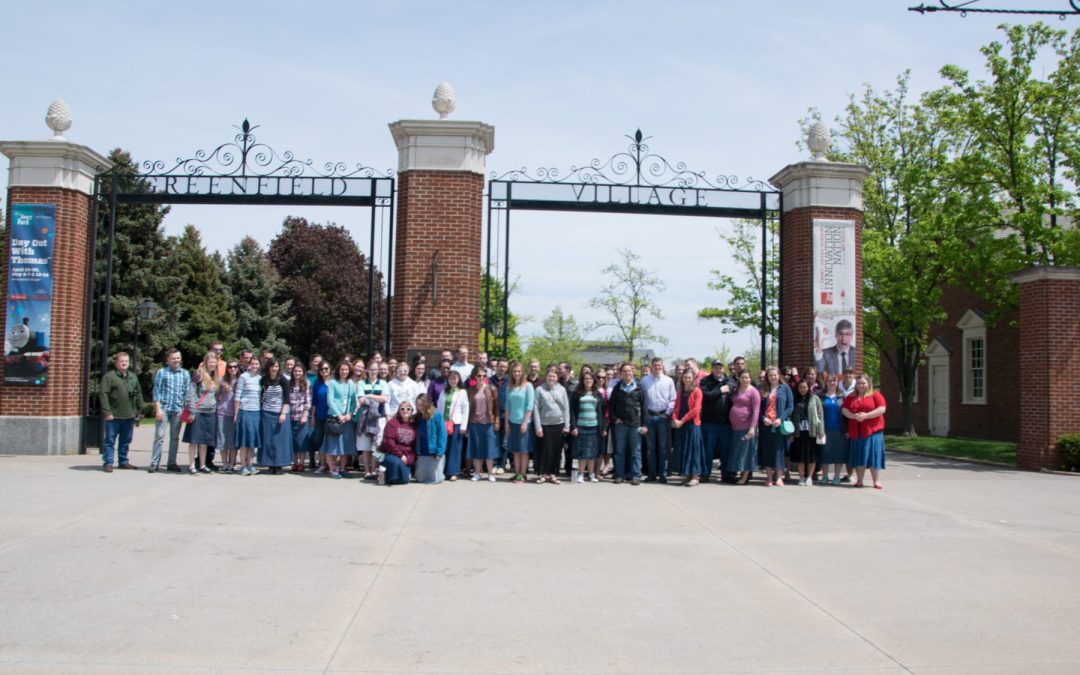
[957, 309, 987, 405]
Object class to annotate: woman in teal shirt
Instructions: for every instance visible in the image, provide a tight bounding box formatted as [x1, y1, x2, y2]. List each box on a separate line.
[321, 361, 358, 479]
[504, 360, 535, 483]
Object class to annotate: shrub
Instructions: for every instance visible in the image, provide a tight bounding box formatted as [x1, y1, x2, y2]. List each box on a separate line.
[1058, 433, 1080, 471]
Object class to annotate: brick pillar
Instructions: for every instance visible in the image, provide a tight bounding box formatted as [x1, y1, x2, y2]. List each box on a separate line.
[387, 119, 494, 359]
[769, 160, 869, 372]
[1010, 267, 1080, 471]
[0, 135, 112, 454]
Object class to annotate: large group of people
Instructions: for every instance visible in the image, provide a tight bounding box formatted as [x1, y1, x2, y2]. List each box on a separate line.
[99, 342, 887, 489]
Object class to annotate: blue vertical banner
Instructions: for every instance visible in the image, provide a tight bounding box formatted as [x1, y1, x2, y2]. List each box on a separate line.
[4, 204, 56, 386]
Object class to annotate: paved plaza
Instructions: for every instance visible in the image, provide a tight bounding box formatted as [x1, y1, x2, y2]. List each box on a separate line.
[1, 427, 1079, 674]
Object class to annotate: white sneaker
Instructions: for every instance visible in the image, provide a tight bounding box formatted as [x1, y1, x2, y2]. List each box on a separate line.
[589, 473, 599, 483]
[797, 478, 806, 486]
[571, 470, 579, 483]
[488, 474, 496, 482]
[576, 473, 584, 483]
[805, 477, 813, 487]
[471, 474, 481, 482]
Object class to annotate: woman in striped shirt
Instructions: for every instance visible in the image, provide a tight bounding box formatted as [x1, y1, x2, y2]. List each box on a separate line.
[569, 370, 605, 483]
[258, 359, 293, 474]
[233, 358, 262, 476]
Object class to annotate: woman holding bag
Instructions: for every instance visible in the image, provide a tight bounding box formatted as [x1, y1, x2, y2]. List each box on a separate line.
[758, 366, 793, 487]
[437, 369, 469, 481]
[789, 378, 824, 486]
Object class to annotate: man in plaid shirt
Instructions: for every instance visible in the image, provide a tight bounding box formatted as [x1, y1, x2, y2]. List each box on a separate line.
[149, 349, 190, 472]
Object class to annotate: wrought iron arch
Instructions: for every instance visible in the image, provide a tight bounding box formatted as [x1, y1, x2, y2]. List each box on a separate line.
[86, 120, 396, 449]
[485, 130, 781, 367]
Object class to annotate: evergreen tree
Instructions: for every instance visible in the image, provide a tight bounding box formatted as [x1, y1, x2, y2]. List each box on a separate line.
[224, 236, 292, 357]
[93, 150, 183, 392]
[168, 225, 237, 367]
[267, 216, 385, 363]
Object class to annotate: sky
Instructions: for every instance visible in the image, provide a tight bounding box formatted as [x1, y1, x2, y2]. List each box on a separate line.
[2, 0, 1068, 362]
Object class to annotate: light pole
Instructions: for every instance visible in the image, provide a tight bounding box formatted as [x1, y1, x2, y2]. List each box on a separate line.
[132, 298, 158, 374]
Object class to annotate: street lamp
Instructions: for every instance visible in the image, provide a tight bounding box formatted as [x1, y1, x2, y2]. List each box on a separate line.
[132, 298, 158, 374]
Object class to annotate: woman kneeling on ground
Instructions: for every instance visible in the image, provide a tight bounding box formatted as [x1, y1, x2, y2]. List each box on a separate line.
[378, 400, 417, 486]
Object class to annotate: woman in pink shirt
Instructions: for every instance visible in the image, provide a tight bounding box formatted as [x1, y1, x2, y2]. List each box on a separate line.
[726, 371, 761, 485]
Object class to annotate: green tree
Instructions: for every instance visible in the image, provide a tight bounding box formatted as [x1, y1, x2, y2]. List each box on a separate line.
[224, 236, 293, 357]
[587, 248, 668, 362]
[168, 225, 237, 367]
[526, 305, 585, 369]
[833, 74, 995, 436]
[698, 218, 779, 359]
[940, 23, 1080, 270]
[93, 150, 183, 391]
[480, 272, 524, 361]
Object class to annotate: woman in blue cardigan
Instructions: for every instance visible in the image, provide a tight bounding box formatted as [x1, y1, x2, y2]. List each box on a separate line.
[758, 366, 793, 487]
[413, 394, 448, 483]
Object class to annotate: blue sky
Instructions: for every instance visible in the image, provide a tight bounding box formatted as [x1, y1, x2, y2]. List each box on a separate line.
[2, 1, 1062, 361]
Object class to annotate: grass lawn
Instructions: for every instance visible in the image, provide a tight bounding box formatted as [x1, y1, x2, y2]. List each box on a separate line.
[885, 435, 1016, 465]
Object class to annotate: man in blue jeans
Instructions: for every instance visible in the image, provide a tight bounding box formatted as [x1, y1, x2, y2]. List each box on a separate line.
[149, 348, 190, 472]
[609, 363, 646, 485]
[99, 351, 143, 472]
[640, 357, 676, 482]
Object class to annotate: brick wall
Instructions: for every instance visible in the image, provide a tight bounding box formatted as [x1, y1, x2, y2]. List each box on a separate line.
[0, 187, 92, 417]
[1015, 274, 1080, 469]
[390, 170, 484, 359]
[879, 284, 1020, 442]
[780, 206, 864, 372]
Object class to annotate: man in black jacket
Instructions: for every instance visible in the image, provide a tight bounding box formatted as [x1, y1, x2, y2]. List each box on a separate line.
[609, 363, 647, 485]
[699, 359, 736, 482]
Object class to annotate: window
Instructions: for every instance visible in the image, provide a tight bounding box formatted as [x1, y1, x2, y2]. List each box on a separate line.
[957, 310, 987, 405]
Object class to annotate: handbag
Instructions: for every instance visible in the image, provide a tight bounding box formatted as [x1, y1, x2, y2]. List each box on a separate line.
[180, 391, 210, 424]
[324, 417, 343, 437]
[779, 420, 795, 436]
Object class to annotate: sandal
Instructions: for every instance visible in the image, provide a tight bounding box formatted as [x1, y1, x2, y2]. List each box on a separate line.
[536, 476, 547, 484]
[549, 476, 561, 485]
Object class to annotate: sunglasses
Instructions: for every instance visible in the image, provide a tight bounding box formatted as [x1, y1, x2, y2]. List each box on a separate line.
[227, 365, 239, 369]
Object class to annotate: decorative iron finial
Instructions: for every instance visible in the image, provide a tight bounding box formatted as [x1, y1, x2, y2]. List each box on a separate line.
[45, 99, 72, 140]
[432, 83, 456, 119]
[808, 122, 830, 162]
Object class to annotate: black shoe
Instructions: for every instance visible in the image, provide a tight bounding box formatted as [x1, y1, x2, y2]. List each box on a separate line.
[631, 479, 641, 486]
[614, 477, 624, 484]
[147, 464, 158, 474]
[166, 464, 182, 473]
[658, 476, 668, 484]
[645, 476, 657, 483]
[206, 462, 219, 472]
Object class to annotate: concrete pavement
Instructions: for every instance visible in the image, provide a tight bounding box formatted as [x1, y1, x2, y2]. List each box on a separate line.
[1, 426, 1078, 674]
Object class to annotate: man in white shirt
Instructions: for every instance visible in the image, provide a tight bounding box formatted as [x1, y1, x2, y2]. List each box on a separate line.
[640, 357, 676, 482]
[451, 343, 473, 384]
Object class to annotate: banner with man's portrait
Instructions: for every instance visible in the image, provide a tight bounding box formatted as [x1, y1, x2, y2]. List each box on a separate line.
[812, 218, 857, 376]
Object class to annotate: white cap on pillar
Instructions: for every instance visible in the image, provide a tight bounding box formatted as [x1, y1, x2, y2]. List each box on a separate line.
[389, 84, 494, 174]
[769, 123, 868, 213]
[0, 100, 112, 195]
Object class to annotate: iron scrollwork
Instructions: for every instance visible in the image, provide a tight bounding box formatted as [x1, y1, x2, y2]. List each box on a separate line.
[140, 119, 394, 179]
[490, 129, 773, 192]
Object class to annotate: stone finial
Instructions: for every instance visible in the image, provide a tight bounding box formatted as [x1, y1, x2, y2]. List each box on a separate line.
[432, 82, 456, 119]
[45, 100, 72, 140]
[807, 121, 830, 161]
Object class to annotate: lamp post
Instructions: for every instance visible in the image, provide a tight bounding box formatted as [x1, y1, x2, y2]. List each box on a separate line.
[132, 298, 158, 374]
